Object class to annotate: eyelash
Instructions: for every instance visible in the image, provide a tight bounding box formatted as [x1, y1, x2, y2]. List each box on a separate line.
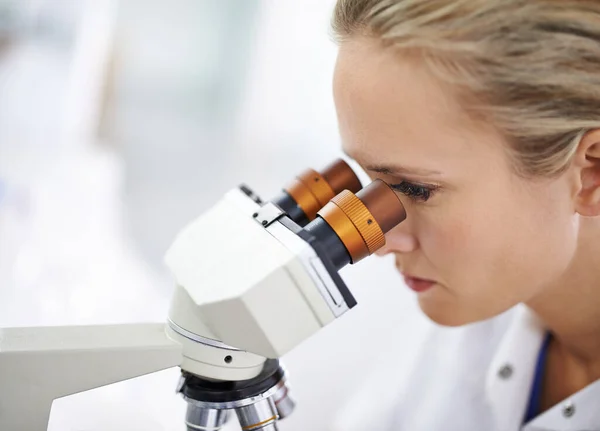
[390, 181, 438, 202]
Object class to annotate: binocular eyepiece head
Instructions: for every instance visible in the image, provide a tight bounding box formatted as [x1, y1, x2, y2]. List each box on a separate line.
[273, 158, 406, 266]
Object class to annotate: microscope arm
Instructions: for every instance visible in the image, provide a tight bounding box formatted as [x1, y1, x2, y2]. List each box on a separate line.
[0, 323, 183, 431]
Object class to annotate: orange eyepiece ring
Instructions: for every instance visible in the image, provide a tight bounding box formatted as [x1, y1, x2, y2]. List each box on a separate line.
[284, 159, 362, 221]
[317, 180, 406, 263]
[285, 169, 335, 221]
[317, 192, 383, 263]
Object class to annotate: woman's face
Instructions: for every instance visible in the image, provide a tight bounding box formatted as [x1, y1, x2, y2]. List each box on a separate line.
[333, 37, 579, 326]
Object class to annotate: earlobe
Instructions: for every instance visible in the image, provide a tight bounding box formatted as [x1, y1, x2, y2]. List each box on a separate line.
[577, 192, 600, 217]
[574, 130, 600, 217]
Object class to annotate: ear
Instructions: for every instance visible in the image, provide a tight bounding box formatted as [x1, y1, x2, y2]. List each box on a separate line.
[573, 129, 600, 217]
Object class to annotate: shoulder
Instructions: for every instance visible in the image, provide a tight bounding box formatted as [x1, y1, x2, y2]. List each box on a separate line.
[331, 308, 516, 431]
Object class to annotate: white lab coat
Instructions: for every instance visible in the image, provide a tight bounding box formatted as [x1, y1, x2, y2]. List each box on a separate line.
[331, 304, 600, 431]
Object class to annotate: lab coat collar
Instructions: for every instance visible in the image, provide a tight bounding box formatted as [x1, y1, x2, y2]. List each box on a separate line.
[526, 377, 600, 431]
[485, 304, 546, 431]
[486, 304, 600, 431]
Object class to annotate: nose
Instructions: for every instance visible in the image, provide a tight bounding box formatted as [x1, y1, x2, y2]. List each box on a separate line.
[375, 221, 418, 256]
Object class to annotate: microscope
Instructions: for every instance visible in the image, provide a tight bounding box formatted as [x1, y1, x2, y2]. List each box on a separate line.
[0, 159, 406, 431]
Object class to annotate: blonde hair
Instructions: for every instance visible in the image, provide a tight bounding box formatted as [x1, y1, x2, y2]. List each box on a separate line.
[332, 0, 600, 177]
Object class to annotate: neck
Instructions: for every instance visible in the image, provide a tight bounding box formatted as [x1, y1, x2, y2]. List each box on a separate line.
[527, 217, 600, 367]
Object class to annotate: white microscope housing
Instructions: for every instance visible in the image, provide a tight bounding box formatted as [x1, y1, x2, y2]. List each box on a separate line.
[0, 159, 406, 431]
[165, 187, 347, 380]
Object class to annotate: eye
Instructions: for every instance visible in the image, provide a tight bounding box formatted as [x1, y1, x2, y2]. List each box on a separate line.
[390, 181, 437, 202]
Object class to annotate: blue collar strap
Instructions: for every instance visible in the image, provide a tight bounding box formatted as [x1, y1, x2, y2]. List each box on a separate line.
[523, 333, 552, 424]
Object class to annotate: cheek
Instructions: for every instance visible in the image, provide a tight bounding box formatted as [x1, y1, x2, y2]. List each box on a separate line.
[416, 183, 577, 300]
[415, 209, 482, 279]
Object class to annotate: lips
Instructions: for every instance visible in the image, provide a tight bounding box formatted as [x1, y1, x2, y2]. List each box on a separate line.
[402, 274, 436, 293]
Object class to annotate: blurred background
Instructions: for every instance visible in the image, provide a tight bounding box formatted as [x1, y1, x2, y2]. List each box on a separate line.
[0, 0, 432, 429]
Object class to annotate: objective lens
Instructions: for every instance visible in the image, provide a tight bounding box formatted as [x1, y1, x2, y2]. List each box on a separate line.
[272, 379, 295, 419]
[272, 159, 362, 226]
[185, 404, 229, 430]
[235, 398, 279, 431]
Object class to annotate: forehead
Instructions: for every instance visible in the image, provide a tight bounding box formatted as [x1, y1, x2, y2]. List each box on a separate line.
[333, 37, 503, 173]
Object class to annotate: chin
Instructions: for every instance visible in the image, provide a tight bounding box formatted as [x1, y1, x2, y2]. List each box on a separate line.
[417, 296, 494, 327]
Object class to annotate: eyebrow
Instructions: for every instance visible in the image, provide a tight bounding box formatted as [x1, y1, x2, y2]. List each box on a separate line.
[342, 149, 442, 177]
[364, 163, 442, 177]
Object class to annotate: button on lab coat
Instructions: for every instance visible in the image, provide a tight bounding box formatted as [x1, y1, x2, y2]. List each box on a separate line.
[332, 304, 600, 431]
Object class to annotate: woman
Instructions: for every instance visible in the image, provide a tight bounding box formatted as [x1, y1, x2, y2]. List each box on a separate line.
[329, 1, 600, 430]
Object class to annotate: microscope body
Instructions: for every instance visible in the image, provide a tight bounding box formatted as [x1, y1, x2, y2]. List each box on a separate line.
[0, 160, 406, 431]
[0, 188, 349, 430]
[165, 187, 353, 381]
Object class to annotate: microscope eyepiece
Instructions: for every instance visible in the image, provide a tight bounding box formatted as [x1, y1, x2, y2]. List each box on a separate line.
[318, 158, 363, 197]
[272, 159, 362, 226]
[355, 179, 407, 234]
[307, 180, 406, 267]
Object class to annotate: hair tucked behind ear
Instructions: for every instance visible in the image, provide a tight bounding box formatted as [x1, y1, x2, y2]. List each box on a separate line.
[332, 0, 600, 177]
